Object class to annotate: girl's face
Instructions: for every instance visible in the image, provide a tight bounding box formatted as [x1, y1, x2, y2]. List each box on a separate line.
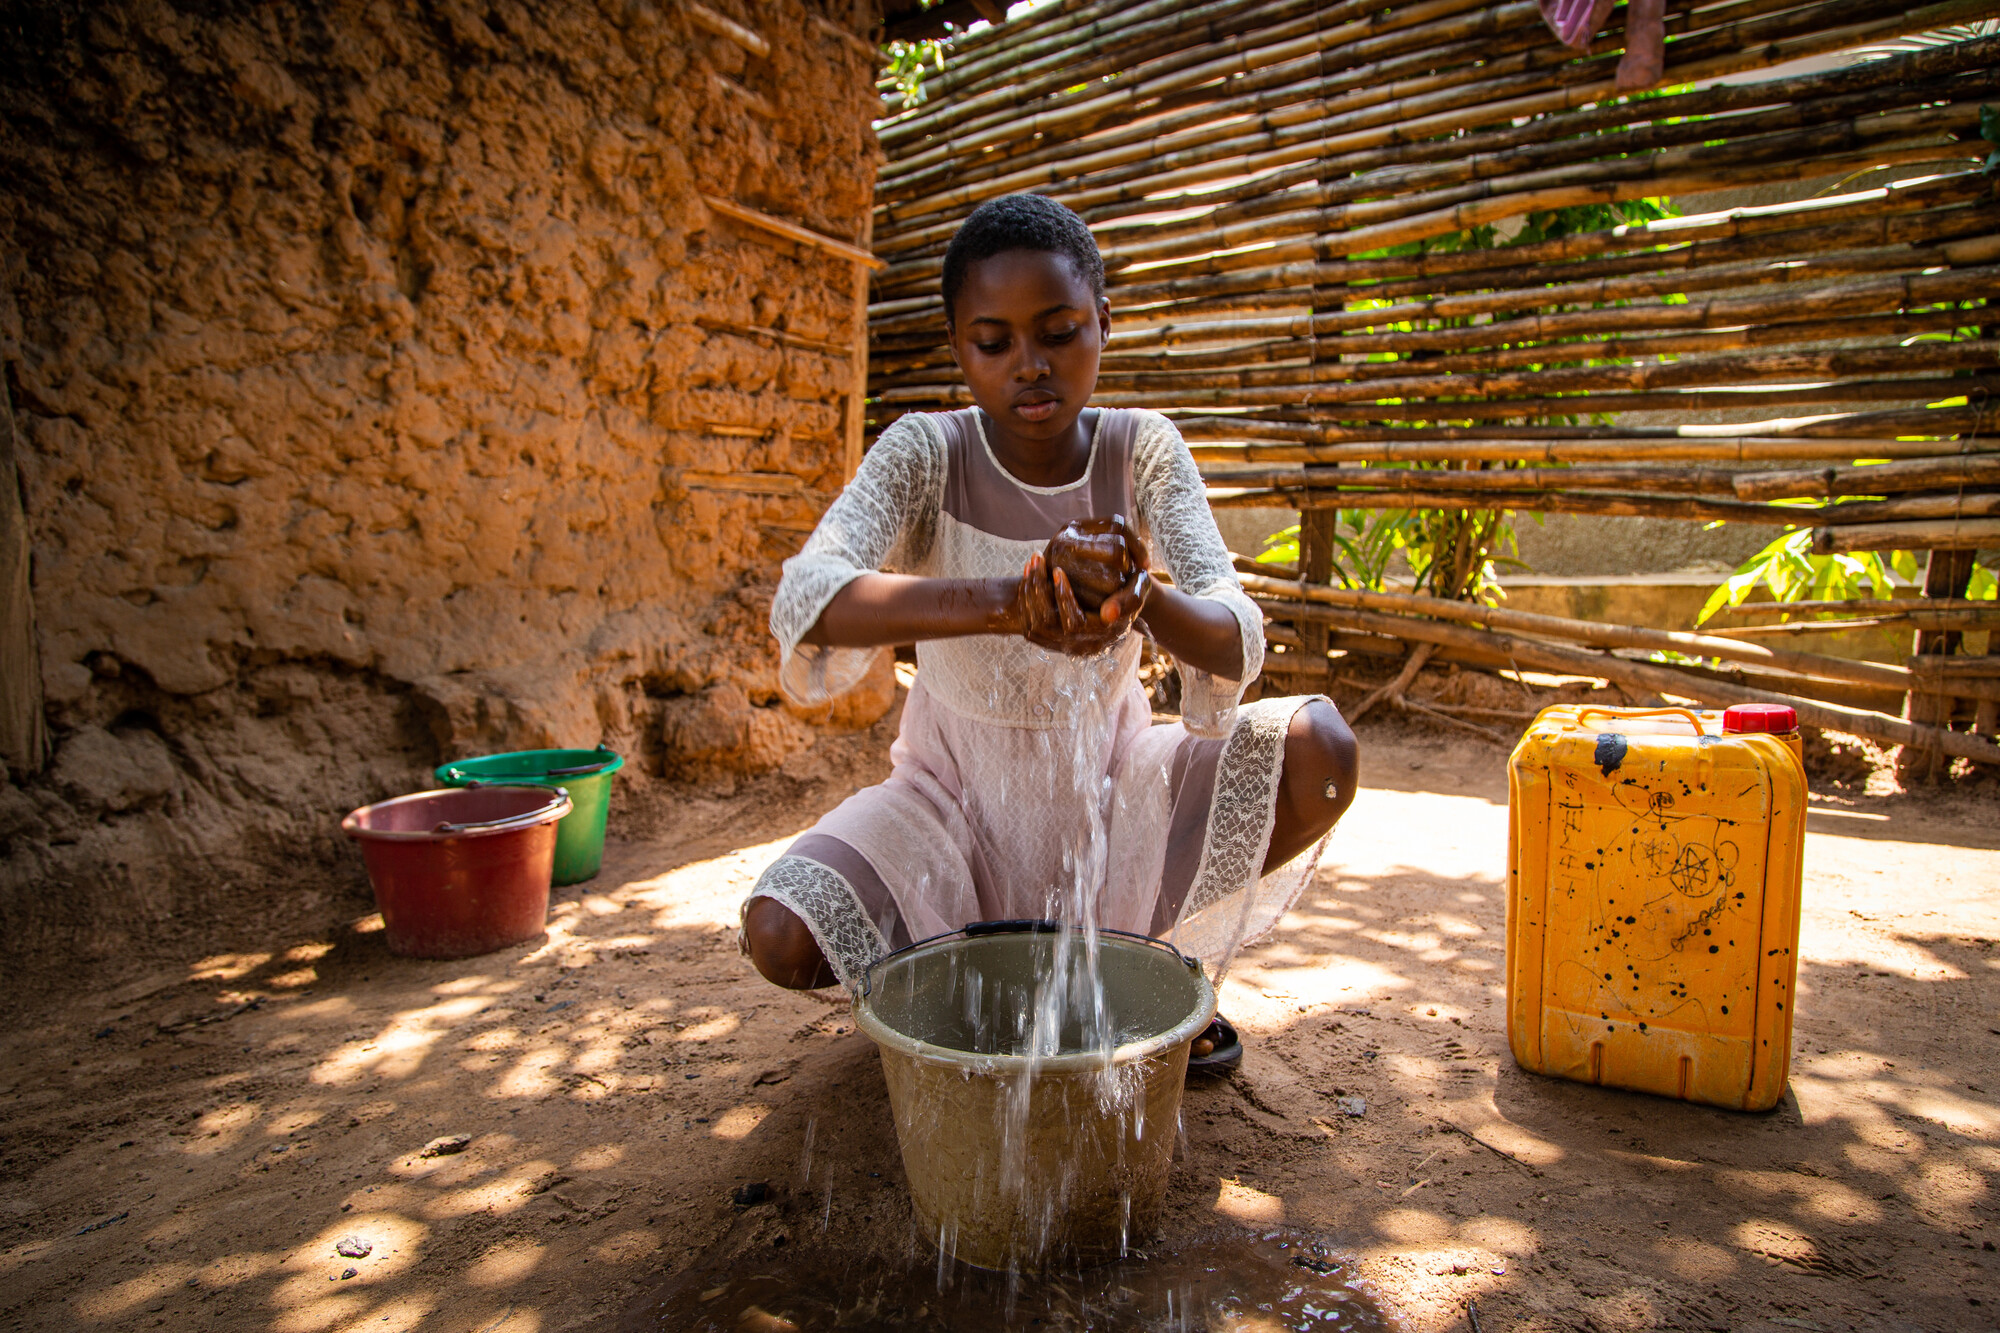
[946, 248, 1111, 444]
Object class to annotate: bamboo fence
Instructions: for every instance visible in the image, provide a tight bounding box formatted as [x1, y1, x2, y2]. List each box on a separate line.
[868, 0, 2000, 763]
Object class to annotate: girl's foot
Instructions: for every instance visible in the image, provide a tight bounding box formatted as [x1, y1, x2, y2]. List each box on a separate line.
[1187, 1014, 1242, 1077]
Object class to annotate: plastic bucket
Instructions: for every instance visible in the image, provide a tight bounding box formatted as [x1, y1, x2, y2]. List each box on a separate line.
[853, 923, 1215, 1271]
[342, 785, 572, 959]
[434, 747, 622, 885]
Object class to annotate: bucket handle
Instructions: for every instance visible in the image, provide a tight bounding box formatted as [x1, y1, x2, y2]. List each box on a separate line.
[442, 746, 617, 782]
[860, 919, 1199, 998]
[1576, 706, 1705, 734]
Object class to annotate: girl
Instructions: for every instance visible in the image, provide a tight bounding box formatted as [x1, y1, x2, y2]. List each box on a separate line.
[741, 194, 1356, 1062]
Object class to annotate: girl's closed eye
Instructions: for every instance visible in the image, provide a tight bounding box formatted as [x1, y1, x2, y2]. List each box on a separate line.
[1044, 327, 1078, 344]
[976, 338, 1009, 355]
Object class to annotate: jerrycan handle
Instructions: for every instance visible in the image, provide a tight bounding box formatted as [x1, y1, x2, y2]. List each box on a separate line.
[1576, 706, 1705, 734]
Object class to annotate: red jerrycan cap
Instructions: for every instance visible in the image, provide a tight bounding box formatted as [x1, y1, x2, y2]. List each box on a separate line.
[1722, 703, 1797, 734]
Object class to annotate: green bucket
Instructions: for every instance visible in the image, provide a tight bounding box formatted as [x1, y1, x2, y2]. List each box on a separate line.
[434, 747, 623, 886]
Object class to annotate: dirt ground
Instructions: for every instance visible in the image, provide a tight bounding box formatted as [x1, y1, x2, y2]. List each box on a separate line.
[3, 694, 1997, 1333]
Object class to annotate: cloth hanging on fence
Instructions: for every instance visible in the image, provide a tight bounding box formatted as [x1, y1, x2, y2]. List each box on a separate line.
[1539, 0, 1666, 91]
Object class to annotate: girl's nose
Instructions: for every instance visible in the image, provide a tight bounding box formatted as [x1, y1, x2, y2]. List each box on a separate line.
[1015, 347, 1051, 380]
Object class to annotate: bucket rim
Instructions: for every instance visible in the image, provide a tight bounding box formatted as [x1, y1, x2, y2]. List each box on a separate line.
[342, 786, 574, 842]
[851, 925, 1217, 1075]
[435, 746, 624, 784]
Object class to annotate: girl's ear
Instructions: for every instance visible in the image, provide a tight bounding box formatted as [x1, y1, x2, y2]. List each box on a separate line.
[944, 318, 962, 370]
[1096, 296, 1111, 343]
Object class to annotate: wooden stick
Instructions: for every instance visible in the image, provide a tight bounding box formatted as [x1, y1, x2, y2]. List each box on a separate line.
[1176, 404, 1988, 446]
[1204, 463, 1749, 496]
[807, 12, 876, 61]
[1190, 437, 1988, 466]
[880, 0, 1960, 225]
[1706, 609, 2000, 635]
[684, 0, 771, 58]
[1236, 570, 1920, 692]
[708, 71, 775, 118]
[695, 317, 851, 357]
[702, 195, 883, 269]
[1350, 642, 1436, 722]
[1812, 493, 2000, 526]
[1260, 598, 2000, 765]
[1813, 518, 2000, 553]
[1718, 597, 1996, 617]
[1736, 455, 2000, 501]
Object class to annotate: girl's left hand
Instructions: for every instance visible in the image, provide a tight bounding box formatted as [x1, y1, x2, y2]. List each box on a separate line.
[1020, 542, 1151, 657]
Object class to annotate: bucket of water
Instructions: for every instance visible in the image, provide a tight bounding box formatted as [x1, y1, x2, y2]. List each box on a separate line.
[852, 921, 1216, 1271]
[341, 785, 571, 958]
[434, 747, 622, 885]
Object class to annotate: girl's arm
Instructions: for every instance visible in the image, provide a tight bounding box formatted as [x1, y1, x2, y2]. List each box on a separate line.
[1134, 579, 1243, 681]
[1130, 413, 1267, 731]
[803, 555, 1133, 658]
[801, 573, 1021, 647]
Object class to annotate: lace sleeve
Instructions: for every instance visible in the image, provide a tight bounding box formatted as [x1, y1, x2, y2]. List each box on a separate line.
[771, 415, 943, 706]
[1132, 411, 1264, 738]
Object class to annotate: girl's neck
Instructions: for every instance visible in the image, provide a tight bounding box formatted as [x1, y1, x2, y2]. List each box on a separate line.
[978, 407, 1097, 489]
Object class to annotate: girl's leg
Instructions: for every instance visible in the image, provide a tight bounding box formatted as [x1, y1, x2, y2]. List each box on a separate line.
[743, 896, 838, 990]
[1262, 698, 1359, 874]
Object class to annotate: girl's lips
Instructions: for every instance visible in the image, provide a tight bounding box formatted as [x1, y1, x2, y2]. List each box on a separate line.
[1014, 396, 1059, 422]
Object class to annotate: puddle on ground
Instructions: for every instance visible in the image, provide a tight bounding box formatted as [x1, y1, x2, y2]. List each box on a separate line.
[619, 1227, 1392, 1331]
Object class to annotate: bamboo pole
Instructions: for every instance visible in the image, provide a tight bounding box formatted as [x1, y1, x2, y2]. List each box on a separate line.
[1085, 174, 1993, 317]
[877, 0, 1993, 238]
[1053, 41, 2000, 232]
[879, 0, 1849, 202]
[1718, 597, 1996, 617]
[881, 42, 2000, 236]
[1812, 517, 2000, 553]
[1765, 493, 2000, 526]
[1087, 306, 1985, 386]
[1257, 597, 2000, 764]
[878, 0, 1956, 228]
[870, 167, 1989, 304]
[1706, 609, 2000, 634]
[1191, 438, 1988, 466]
[1089, 341, 2000, 410]
[1735, 455, 2000, 501]
[1237, 570, 1920, 691]
[879, 0, 1524, 193]
[885, 375, 2000, 421]
[1172, 404, 1988, 446]
[1212, 485, 1800, 523]
[1204, 463, 1750, 496]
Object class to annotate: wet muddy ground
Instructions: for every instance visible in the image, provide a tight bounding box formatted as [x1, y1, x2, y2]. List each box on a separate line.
[3, 710, 1997, 1332]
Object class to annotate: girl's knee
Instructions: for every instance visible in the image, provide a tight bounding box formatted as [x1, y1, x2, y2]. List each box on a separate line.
[743, 896, 836, 990]
[1287, 698, 1360, 821]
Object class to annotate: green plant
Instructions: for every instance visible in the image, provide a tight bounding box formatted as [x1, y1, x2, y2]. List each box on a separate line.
[1697, 528, 1999, 623]
[881, 37, 949, 106]
[1256, 500, 1524, 604]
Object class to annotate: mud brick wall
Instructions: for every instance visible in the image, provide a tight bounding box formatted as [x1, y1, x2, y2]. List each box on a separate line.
[0, 0, 886, 965]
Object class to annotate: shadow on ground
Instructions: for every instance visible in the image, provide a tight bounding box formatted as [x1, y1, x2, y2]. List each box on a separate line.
[0, 727, 1993, 1332]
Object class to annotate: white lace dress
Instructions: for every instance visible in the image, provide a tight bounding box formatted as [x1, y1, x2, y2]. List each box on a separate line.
[748, 406, 1331, 990]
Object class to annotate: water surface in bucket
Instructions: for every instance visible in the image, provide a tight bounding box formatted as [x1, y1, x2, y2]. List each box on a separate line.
[872, 935, 1188, 1056]
[619, 1227, 1392, 1332]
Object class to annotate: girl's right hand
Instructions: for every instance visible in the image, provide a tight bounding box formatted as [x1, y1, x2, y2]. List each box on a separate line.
[1013, 551, 1149, 657]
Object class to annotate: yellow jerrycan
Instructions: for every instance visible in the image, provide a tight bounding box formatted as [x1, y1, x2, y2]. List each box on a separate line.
[1506, 704, 1807, 1112]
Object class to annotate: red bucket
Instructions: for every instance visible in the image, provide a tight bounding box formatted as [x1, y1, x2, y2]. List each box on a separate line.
[341, 786, 572, 959]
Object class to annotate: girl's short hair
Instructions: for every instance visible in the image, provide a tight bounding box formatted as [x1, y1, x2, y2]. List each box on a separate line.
[941, 194, 1105, 327]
